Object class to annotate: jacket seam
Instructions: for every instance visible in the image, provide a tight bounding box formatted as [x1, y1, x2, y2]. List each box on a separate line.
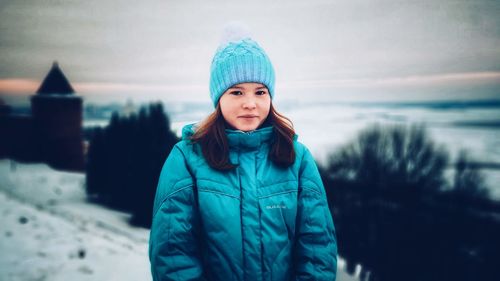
[198, 188, 240, 200]
[257, 189, 297, 199]
[153, 183, 193, 219]
[175, 143, 196, 178]
[165, 182, 193, 199]
[197, 178, 232, 187]
[300, 177, 323, 196]
[258, 179, 296, 189]
[301, 185, 322, 196]
[197, 179, 239, 199]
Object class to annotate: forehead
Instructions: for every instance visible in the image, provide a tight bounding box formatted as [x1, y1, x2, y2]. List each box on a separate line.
[229, 82, 267, 90]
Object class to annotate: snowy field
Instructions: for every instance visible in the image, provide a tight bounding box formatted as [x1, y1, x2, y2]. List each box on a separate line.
[0, 159, 150, 281]
[0, 159, 358, 281]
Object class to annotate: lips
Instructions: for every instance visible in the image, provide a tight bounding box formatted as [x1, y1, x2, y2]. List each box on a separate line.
[239, 115, 258, 118]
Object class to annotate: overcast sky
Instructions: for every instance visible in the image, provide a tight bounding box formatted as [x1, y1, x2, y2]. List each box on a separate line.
[1, 0, 499, 104]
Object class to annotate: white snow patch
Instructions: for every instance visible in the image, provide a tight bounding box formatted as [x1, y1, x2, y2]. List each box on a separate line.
[0, 159, 151, 281]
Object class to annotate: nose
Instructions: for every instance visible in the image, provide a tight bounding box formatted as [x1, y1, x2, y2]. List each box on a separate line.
[242, 96, 257, 109]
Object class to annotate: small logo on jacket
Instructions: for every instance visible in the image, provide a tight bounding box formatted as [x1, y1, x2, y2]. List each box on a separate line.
[266, 204, 287, 209]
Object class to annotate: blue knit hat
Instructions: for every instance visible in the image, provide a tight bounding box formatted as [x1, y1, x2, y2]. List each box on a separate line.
[209, 23, 275, 107]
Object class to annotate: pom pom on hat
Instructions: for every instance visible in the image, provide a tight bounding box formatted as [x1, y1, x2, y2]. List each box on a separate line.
[218, 21, 253, 46]
[209, 22, 275, 107]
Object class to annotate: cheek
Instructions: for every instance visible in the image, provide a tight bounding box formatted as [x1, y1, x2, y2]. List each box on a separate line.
[220, 108, 233, 124]
[219, 101, 233, 118]
[260, 100, 271, 116]
[220, 104, 238, 126]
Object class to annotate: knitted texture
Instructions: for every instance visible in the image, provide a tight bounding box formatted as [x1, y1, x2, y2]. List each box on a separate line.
[209, 38, 275, 107]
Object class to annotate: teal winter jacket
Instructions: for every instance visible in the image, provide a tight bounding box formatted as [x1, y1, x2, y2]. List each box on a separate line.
[149, 124, 337, 281]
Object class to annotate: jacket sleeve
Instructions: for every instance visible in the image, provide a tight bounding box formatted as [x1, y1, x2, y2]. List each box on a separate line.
[149, 145, 206, 281]
[294, 146, 338, 280]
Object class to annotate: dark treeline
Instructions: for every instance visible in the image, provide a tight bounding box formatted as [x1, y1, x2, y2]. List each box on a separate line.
[85, 102, 178, 227]
[320, 124, 500, 281]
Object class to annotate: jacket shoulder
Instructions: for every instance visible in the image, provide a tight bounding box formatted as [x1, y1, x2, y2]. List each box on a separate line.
[293, 140, 309, 161]
[153, 140, 195, 215]
[174, 138, 193, 153]
[174, 138, 202, 162]
[294, 141, 325, 195]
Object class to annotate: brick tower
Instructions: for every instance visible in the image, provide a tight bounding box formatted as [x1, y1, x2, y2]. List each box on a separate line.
[30, 61, 84, 171]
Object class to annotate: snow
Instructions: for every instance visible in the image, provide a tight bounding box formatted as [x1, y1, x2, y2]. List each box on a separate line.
[0, 159, 358, 281]
[0, 159, 150, 281]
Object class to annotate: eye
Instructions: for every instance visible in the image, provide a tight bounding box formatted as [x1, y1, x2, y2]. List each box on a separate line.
[256, 90, 267, 96]
[230, 91, 243, 96]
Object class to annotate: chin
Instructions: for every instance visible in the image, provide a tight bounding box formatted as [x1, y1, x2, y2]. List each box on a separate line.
[236, 123, 259, 132]
[239, 126, 258, 132]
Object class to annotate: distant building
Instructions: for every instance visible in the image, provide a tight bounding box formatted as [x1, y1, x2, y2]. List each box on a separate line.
[0, 61, 85, 172]
[122, 98, 137, 117]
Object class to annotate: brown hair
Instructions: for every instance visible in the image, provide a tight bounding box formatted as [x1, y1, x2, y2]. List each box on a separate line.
[190, 103, 296, 171]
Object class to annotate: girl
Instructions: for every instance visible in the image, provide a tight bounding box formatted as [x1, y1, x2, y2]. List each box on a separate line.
[149, 26, 337, 281]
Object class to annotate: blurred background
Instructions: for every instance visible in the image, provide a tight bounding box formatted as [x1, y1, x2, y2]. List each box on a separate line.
[1, 0, 499, 280]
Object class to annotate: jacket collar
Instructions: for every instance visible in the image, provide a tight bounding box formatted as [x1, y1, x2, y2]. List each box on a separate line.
[182, 123, 274, 150]
[182, 122, 298, 150]
[225, 126, 274, 150]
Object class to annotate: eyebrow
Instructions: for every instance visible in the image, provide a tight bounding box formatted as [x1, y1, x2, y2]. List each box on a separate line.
[229, 86, 267, 90]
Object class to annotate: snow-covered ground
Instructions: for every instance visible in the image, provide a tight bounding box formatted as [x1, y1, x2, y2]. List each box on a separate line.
[0, 159, 358, 281]
[0, 159, 151, 281]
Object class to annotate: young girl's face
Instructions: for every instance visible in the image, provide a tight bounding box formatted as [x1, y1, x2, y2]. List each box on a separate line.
[219, 82, 271, 132]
